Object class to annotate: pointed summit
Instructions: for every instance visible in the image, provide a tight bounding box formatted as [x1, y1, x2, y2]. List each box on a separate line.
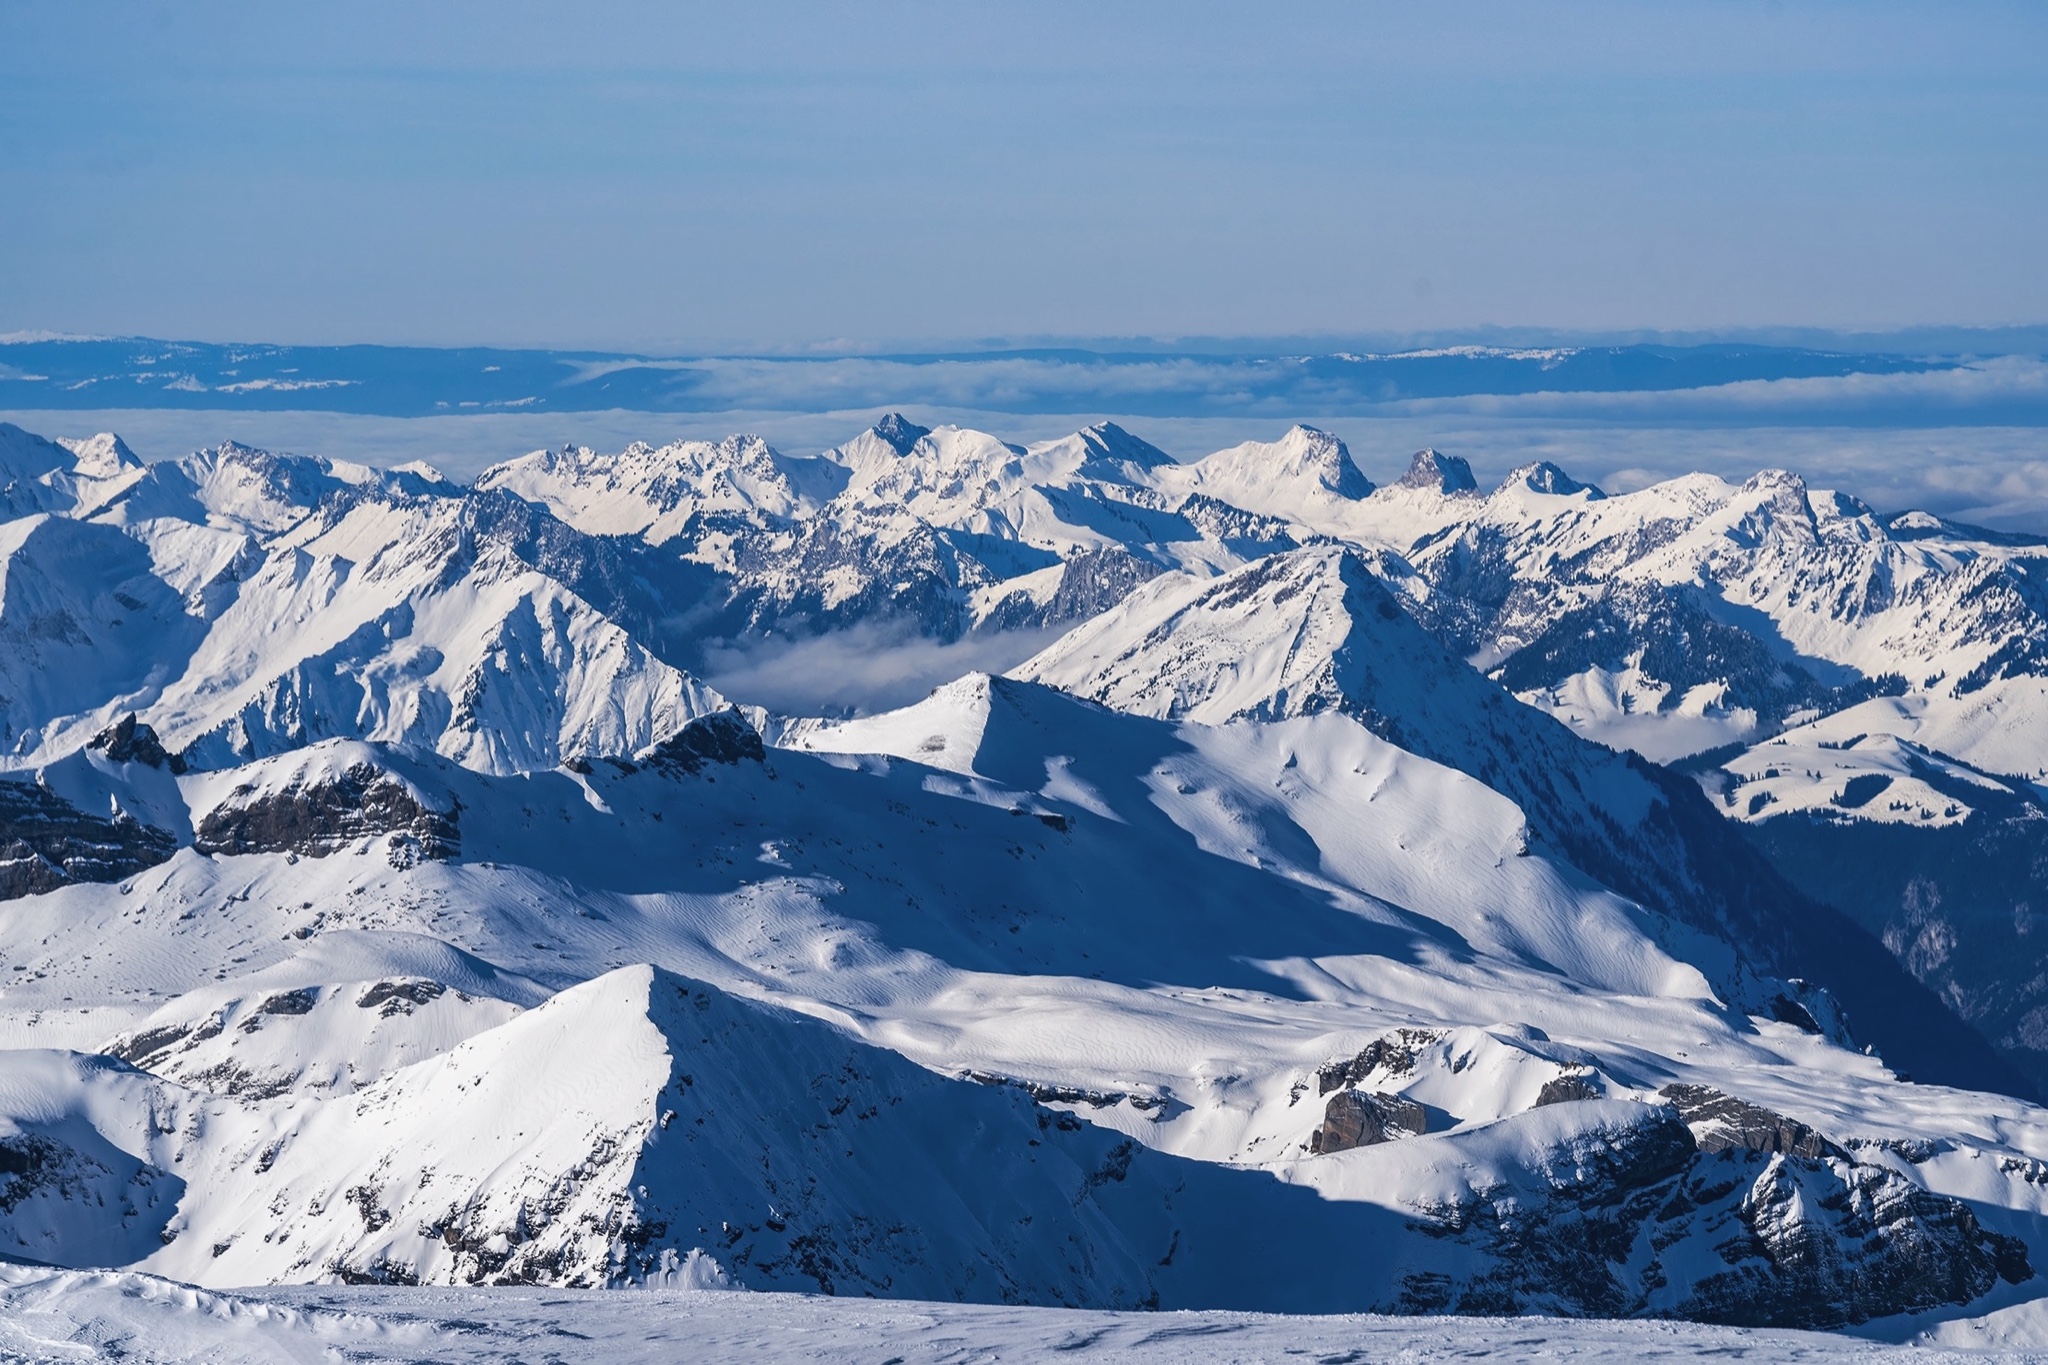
[1176, 424, 1374, 510]
[1397, 448, 1478, 495]
[1498, 461, 1603, 499]
[872, 412, 931, 457]
[1075, 421, 1174, 471]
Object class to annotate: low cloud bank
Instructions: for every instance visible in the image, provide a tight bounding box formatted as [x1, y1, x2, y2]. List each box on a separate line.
[702, 622, 1062, 717]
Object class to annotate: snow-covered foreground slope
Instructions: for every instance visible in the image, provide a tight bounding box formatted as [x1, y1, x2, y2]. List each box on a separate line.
[0, 698, 2045, 1331]
[0, 1270, 2026, 1365]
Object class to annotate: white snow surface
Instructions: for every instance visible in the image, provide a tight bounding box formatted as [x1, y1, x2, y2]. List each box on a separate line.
[0, 1267, 2026, 1364]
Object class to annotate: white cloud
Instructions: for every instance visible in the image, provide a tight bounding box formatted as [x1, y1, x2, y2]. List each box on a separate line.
[701, 622, 1062, 717]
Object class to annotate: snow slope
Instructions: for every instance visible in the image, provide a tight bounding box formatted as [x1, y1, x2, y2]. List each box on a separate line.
[1, 1268, 2017, 1365]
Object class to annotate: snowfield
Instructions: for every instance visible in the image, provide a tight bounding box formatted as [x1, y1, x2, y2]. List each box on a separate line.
[5, 416, 2048, 1358]
[1, 1267, 2038, 1364]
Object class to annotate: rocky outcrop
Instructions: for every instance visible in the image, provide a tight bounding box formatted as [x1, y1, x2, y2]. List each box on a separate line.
[1312, 1090, 1427, 1153]
[1317, 1029, 1446, 1094]
[0, 776, 179, 900]
[1658, 1083, 1839, 1159]
[1535, 1070, 1604, 1106]
[192, 763, 458, 862]
[1386, 1099, 2030, 1328]
[1675, 1148, 2032, 1328]
[1398, 448, 1479, 495]
[86, 713, 186, 774]
[639, 708, 766, 776]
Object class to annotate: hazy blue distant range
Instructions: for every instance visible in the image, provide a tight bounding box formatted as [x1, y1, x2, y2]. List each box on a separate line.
[0, 335, 1959, 418]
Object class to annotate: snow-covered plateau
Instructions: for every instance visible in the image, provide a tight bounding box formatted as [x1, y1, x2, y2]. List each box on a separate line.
[4, 415, 2048, 1359]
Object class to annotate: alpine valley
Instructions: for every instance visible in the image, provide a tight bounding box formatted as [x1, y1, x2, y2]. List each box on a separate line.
[5, 414, 2048, 1348]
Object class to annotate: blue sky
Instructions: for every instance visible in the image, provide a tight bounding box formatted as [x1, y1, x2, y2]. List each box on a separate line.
[2, 2, 2044, 350]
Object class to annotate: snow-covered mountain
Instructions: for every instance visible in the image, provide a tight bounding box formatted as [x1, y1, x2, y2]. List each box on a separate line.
[0, 425, 726, 775]
[7, 417, 2048, 1340]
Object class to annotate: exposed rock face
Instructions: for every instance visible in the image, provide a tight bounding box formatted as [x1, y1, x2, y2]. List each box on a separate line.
[192, 763, 458, 862]
[1317, 1029, 1446, 1094]
[870, 412, 931, 456]
[981, 548, 1168, 632]
[1386, 1101, 2031, 1328]
[1398, 448, 1479, 495]
[87, 713, 186, 774]
[640, 709, 766, 776]
[0, 776, 179, 900]
[1677, 1149, 2033, 1328]
[1658, 1083, 1839, 1159]
[1312, 1090, 1427, 1153]
[1535, 1071, 1604, 1106]
[1393, 1104, 1699, 1317]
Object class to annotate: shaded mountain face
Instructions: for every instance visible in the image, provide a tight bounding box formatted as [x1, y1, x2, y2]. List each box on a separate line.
[6, 418, 2048, 1334]
[1710, 713, 2048, 1091]
[1013, 546, 2037, 1101]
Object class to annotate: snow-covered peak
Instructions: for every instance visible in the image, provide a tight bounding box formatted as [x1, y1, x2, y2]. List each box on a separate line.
[1014, 545, 1533, 753]
[58, 432, 143, 480]
[1032, 421, 1177, 481]
[475, 433, 833, 544]
[157, 440, 360, 534]
[791, 671, 1116, 791]
[1174, 424, 1372, 504]
[1136, 426, 1379, 547]
[1495, 460, 1603, 500]
[0, 421, 72, 482]
[0, 422, 78, 518]
[819, 414, 931, 482]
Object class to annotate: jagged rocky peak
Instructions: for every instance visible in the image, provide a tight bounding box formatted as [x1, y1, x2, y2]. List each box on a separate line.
[1384, 1098, 2031, 1327]
[1498, 460, 1603, 499]
[87, 713, 185, 774]
[57, 432, 143, 479]
[871, 411, 932, 456]
[1397, 447, 1479, 495]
